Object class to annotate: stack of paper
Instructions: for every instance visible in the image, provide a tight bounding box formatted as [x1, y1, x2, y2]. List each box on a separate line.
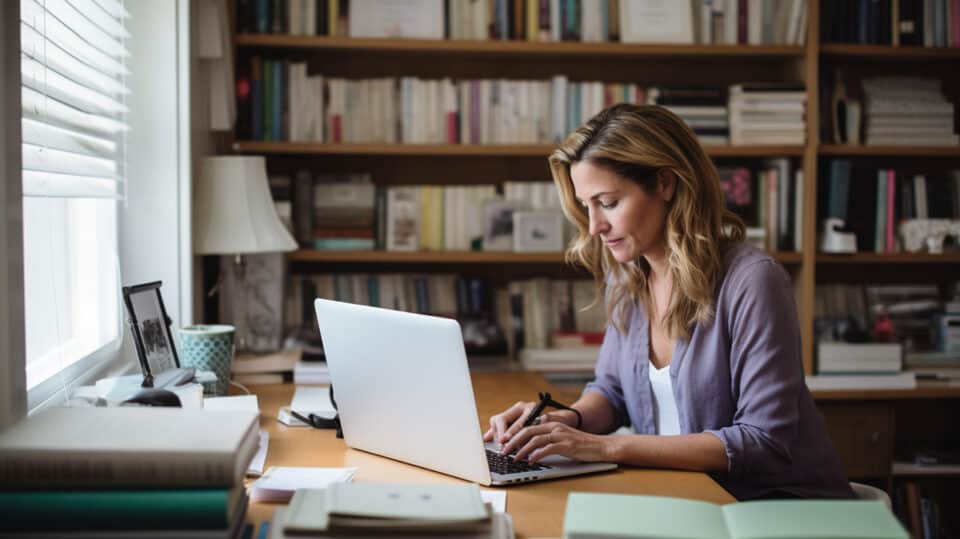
[249, 467, 357, 503]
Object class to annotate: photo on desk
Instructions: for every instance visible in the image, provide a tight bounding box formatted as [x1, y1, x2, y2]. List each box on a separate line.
[122, 281, 180, 379]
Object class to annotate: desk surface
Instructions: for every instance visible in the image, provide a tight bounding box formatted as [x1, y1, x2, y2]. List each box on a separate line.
[247, 372, 735, 538]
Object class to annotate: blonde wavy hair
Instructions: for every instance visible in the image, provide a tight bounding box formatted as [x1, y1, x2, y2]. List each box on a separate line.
[549, 104, 745, 339]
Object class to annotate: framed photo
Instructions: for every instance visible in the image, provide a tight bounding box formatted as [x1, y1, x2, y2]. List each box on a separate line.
[121, 281, 188, 388]
[386, 186, 420, 251]
[348, 0, 445, 39]
[483, 198, 518, 251]
[513, 211, 565, 252]
[619, 0, 694, 44]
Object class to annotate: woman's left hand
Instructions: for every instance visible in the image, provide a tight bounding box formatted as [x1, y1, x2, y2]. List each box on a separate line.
[499, 420, 616, 464]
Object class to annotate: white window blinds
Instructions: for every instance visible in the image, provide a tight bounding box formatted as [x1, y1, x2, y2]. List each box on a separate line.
[20, 0, 130, 200]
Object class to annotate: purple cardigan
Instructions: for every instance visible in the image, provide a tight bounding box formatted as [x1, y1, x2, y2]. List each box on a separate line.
[584, 243, 854, 500]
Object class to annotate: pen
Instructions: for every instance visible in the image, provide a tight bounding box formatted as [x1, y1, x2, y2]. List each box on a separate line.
[522, 394, 549, 428]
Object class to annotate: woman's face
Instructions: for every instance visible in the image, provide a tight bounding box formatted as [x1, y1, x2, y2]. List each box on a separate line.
[570, 160, 672, 263]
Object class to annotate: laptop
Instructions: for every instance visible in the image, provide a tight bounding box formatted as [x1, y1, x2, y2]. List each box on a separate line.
[314, 298, 617, 486]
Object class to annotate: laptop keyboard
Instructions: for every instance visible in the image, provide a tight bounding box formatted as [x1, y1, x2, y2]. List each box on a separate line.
[486, 449, 549, 474]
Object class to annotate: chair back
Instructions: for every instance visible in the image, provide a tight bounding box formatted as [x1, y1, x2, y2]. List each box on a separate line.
[850, 481, 892, 510]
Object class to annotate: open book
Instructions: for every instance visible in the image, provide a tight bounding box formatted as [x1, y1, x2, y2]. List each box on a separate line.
[563, 493, 908, 539]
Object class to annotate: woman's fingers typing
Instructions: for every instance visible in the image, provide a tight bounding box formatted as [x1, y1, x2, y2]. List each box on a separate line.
[483, 401, 535, 445]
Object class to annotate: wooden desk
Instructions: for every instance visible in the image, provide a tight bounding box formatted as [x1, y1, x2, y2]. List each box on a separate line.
[247, 372, 735, 538]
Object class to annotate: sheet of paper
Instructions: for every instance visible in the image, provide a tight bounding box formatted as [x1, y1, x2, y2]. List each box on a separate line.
[290, 386, 335, 415]
[204, 394, 260, 413]
[250, 466, 357, 502]
[247, 430, 269, 477]
[277, 407, 309, 427]
[171, 383, 204, 410]
[480, 490, 507, 513]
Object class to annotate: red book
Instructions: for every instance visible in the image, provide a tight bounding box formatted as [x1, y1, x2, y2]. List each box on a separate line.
[447, 111, 458, 144]
[330, 115, 342, 143]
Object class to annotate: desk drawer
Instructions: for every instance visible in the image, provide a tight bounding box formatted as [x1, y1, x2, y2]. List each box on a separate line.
[818, 402, 894, 479]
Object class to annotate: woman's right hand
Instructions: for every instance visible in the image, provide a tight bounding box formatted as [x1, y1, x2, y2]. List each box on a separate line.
[482, 401, 578, 448]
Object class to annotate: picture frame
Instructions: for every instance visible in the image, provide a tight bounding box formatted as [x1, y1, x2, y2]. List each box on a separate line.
[483, 198, 518, 251]
[121, 281, 193, 388]
[513, 211, 565, 253]
[619, 0, 694, 44]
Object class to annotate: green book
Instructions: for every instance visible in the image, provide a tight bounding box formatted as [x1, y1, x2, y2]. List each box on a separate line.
[563, 493, 909, 539]
[0, 487, 244, 532]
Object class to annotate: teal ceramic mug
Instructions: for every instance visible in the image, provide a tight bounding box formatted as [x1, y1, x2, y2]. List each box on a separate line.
[177, 324, 235, 396]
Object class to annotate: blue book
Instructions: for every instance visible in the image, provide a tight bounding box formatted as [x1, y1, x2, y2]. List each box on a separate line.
[251, 56, 263, 140]
[255, 0, 270, 33]
[828, 159, 851, 222]
[263, 59, 273, 141]
[272, 60, 283, 142]
[313, 238, 376, 250]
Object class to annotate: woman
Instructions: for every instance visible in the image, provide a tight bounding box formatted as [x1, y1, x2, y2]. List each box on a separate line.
[483, 104, 853, 500]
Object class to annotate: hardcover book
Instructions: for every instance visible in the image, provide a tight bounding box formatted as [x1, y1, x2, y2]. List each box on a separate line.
[0, 407, 259, 489]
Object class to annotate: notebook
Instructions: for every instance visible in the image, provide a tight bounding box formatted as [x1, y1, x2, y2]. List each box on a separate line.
[314, 298, 616, 486]
[563, 493, 908, 539]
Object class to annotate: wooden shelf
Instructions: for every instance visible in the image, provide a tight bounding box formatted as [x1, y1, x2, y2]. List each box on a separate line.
[820, 43, 960, 59]
[288, 250, 567, 264]
[893, 461, 960, 477]
[287, 249, 803, 265]
[819, 145, 960, 157]
[236, 34, 805, 58]
[811, 381, 960, 400]
[817, 253, 960, 264]
[233, 141, 805, 157]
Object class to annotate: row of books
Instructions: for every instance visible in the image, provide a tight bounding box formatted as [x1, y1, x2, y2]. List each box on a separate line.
[237, 62, 809, 146]
[822, 0, 960, 47]
[237, 0, 807, 46]
[861, 77, 958, 147]
[279, 172, 566, 252]
[720, 158, 804, 252]
[821, 160, 960, 253]
[274, 157, 803, 253]
[728, 83, 806, 145]
[282, 273, 607, 359]
[815, 282, 960, 376]
[0, 407, 258, 537]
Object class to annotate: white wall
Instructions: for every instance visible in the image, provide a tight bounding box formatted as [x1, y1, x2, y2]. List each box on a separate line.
[120, 0, 193, 362]
[1, 1, 26, 429]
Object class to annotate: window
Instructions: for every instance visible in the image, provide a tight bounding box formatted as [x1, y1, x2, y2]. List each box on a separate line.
[20, 0, 130, 394]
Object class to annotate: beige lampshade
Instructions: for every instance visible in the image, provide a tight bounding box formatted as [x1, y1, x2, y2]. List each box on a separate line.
[193, 156, 298, 254]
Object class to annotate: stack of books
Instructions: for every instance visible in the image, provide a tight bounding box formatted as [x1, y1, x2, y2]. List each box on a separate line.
[647, 86, 730, 145]
[810, 341, 915, 390]
[863, 77, 958, 146]
[294, 359, 331, 385]
[728, 82, 806, 145]
[0, 407, 259, 538]
[268, 483, 514, 539]
[312, 176, 377, 251]
[232, 347, 301, 385]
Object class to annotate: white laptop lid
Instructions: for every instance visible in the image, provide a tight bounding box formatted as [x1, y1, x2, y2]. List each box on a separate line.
[314, 299, 492, 485]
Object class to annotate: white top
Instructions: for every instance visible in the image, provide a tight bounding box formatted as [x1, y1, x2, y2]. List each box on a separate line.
[648, 361, 681, 435]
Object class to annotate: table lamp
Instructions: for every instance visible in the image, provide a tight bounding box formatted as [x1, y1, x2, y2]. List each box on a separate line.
[193, 155, 297, 351]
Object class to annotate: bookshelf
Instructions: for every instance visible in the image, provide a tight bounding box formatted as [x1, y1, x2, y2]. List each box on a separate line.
[227, 0, 960, 377]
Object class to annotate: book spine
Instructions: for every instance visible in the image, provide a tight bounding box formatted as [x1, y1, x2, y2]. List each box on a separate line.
[0, 452, 240, 489]
[0, 489, 235, 531]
